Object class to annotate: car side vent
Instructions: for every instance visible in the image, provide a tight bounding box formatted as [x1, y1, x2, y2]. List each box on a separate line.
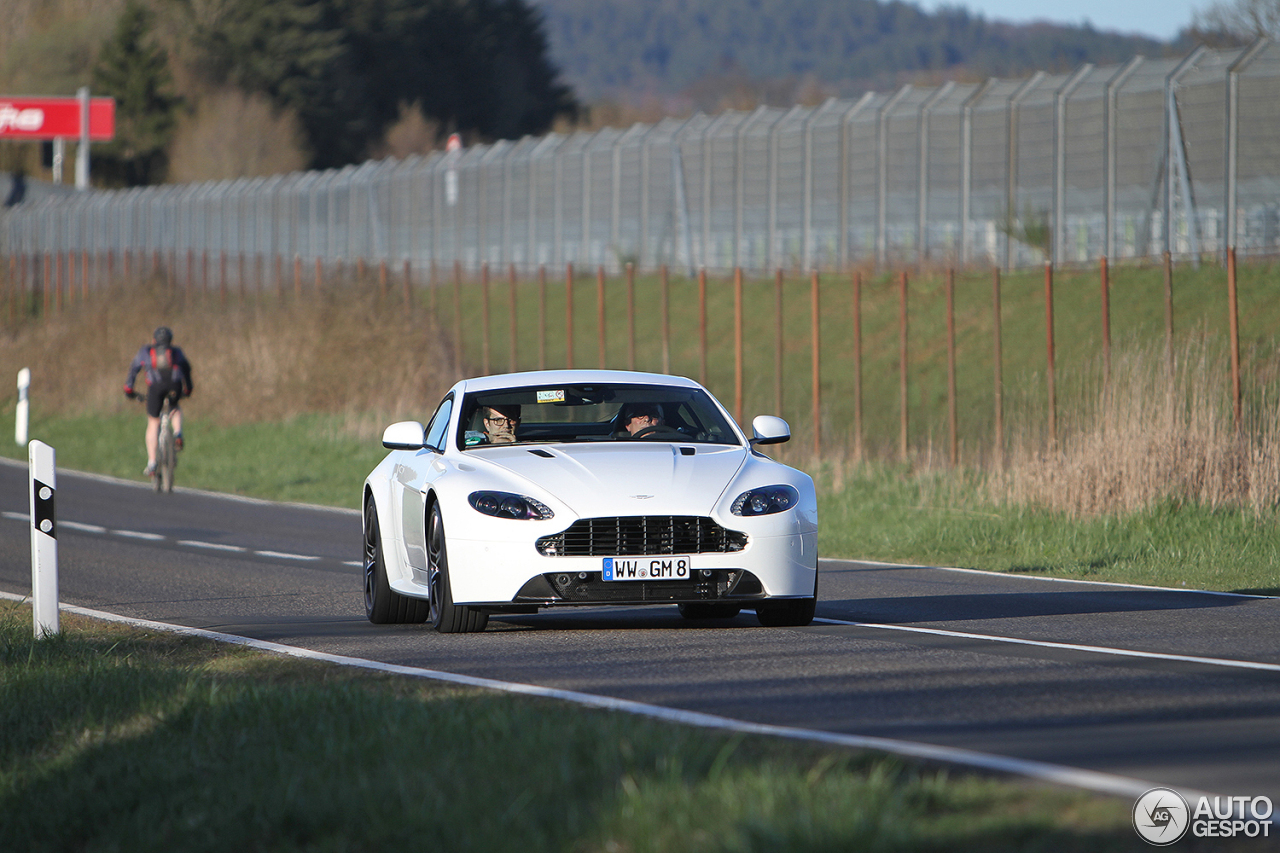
[528, 448, 554, 458]
[679, 446, 695, 456]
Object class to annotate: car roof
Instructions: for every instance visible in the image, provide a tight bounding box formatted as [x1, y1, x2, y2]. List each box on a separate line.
[453, 369, 704, 395]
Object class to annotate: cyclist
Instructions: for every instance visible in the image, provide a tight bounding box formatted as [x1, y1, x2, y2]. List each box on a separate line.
[123, 326, 193, 477]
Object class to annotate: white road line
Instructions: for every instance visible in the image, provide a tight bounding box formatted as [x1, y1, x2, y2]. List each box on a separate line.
[3, 512, 332, 561]
[0, 590, 1214, 804]
[178, 540, 246, 552]
[62, 521, 109, 534]
[814, 617, 1280, 673]
[254, 550, 320, 561]
[112, 529, 165, 541]
[820, 558, 1277, 599]
[342, 561, 362, 568]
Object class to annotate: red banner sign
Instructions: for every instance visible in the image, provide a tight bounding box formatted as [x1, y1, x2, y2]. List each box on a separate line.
[0, 97, 116, 140]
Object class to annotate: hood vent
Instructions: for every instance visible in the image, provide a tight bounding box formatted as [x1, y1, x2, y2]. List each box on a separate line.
[527, 448, 554, 458]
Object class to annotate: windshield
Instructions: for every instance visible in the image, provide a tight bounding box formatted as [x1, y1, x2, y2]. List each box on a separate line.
[457, 383, 740, 449]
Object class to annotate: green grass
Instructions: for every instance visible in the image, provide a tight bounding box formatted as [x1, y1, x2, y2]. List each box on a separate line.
[0, 407, 384, 509]
[3, 405, 1278, 593]
[816, 465, 1280, 596]
[0, 604, 1166, 853]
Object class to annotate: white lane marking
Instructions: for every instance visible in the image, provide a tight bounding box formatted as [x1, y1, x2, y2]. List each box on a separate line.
[178, 540, 246, 553]
[343, 561, 362, 568]
[0, 590, 1212, 804]
[112, 529, 165, 541]
[254, 550, 319, 561]
[820, 558, 1277, 599]
[62, 521, 109, 533]
[814, 617, 1280, 673]
[3, 511, 339, 563]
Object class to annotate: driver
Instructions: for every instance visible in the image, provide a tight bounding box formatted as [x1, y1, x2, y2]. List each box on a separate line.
[622, 402, 666, 438]
[482, 404, 521, 444]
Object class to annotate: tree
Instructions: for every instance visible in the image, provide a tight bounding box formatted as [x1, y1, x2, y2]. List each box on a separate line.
[1194, 0, 1280, 39]
[92, 1, 183, 186]
[188, 0, 578, 170]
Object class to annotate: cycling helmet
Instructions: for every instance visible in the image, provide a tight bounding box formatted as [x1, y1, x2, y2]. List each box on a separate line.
[153, 326, 173, 347]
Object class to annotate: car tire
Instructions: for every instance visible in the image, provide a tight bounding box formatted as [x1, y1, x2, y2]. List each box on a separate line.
[754, 571, 817, 627]
[364, 499, 429, 624]
[427, 503, 489, 634]
[677, 602, 742, 620]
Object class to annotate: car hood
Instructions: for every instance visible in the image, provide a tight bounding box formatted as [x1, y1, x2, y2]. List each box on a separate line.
[465, 442, 748, 518]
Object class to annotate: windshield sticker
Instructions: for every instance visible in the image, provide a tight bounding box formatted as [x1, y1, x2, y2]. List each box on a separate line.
[537, 389, 565, 403]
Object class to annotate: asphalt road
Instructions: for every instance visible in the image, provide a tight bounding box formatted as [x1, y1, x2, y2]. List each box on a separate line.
[3, 458, 1279, 804]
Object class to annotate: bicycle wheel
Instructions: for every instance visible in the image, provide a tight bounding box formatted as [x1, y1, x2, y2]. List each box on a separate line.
[158, 412, 176, 493]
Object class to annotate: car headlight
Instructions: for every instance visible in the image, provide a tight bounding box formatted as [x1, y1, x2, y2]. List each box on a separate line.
[731, 485, 799, 517]
[468, 491, 554, 520]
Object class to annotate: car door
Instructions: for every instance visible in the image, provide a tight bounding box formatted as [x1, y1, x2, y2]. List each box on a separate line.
[397, 394, 453, 572]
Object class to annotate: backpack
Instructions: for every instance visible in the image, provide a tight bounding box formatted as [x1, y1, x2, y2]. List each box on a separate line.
[150, 346, 174, 379]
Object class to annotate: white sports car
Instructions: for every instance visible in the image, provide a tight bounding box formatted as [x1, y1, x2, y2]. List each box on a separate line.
[362, 370, 818, 633]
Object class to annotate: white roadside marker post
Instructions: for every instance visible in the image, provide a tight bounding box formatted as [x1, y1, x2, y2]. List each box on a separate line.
[29, 440, 58, 638]
[16, 368, 30, 446]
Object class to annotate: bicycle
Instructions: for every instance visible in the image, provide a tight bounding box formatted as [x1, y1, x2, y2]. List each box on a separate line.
[137, 393, 179, 492]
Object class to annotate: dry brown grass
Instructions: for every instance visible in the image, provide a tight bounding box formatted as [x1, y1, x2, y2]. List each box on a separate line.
[0, 273, 462, 439]
[993, 340, 1280, 517]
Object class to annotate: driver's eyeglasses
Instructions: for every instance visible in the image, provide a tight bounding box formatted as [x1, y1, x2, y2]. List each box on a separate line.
[485, 416, 516, 427]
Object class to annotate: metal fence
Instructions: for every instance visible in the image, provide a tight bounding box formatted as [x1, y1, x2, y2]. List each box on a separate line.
[3, 40, 1279, 278]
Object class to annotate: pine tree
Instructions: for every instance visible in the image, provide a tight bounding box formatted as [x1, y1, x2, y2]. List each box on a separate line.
[92, 1, 183, 186]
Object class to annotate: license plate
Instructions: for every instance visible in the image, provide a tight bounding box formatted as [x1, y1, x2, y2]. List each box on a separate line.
[602, 556, 691, 581]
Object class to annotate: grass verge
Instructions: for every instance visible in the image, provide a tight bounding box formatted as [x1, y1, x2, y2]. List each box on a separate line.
[2, 405, 1277, 594]
[0, 602, 1176, 853]
[816, 465, 1280, 596]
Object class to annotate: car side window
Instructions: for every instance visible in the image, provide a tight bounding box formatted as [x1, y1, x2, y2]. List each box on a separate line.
[423, 396, 454, 451]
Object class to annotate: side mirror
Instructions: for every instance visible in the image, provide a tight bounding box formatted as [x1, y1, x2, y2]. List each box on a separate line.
[750, 415, 790, 446]
[382, 421, 427, 450]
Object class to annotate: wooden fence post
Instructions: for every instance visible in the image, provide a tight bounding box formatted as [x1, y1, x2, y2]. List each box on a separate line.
[1228, 247, 1242, 432]
[734, 267, 744, 426]
[564, 262, 574, 369]
[993, 267, 1004, 469]
[626, 262, 636, 370]
[812, 269, 822, 458]
[946, 268, 958, 467]
[1044, 261, 1057, 447]
[597, 264, 606, 369]
[698, 267, 708, 385]
[899, 270, 909, 463]
[852, 270, 863, 461]
[481, 262, 491, 375]
[508, 263, 517, 374]
[1100, 255, 1111, 385]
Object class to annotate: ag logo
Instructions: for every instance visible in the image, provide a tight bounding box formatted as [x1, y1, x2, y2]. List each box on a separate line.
[1133, 787, 1190, 845]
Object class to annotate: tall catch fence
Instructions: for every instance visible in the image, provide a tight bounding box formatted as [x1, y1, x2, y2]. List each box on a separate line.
[3, 41, 1279, 281]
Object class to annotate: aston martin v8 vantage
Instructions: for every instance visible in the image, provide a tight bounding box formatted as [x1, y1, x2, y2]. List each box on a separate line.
[362, 370, 818, 633]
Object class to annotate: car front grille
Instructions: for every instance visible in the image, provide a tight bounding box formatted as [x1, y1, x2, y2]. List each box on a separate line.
[535, 516, 747, 557]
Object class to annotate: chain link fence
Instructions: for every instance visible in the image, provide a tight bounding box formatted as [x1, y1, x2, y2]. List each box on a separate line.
[3, 40, 1278, 281]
